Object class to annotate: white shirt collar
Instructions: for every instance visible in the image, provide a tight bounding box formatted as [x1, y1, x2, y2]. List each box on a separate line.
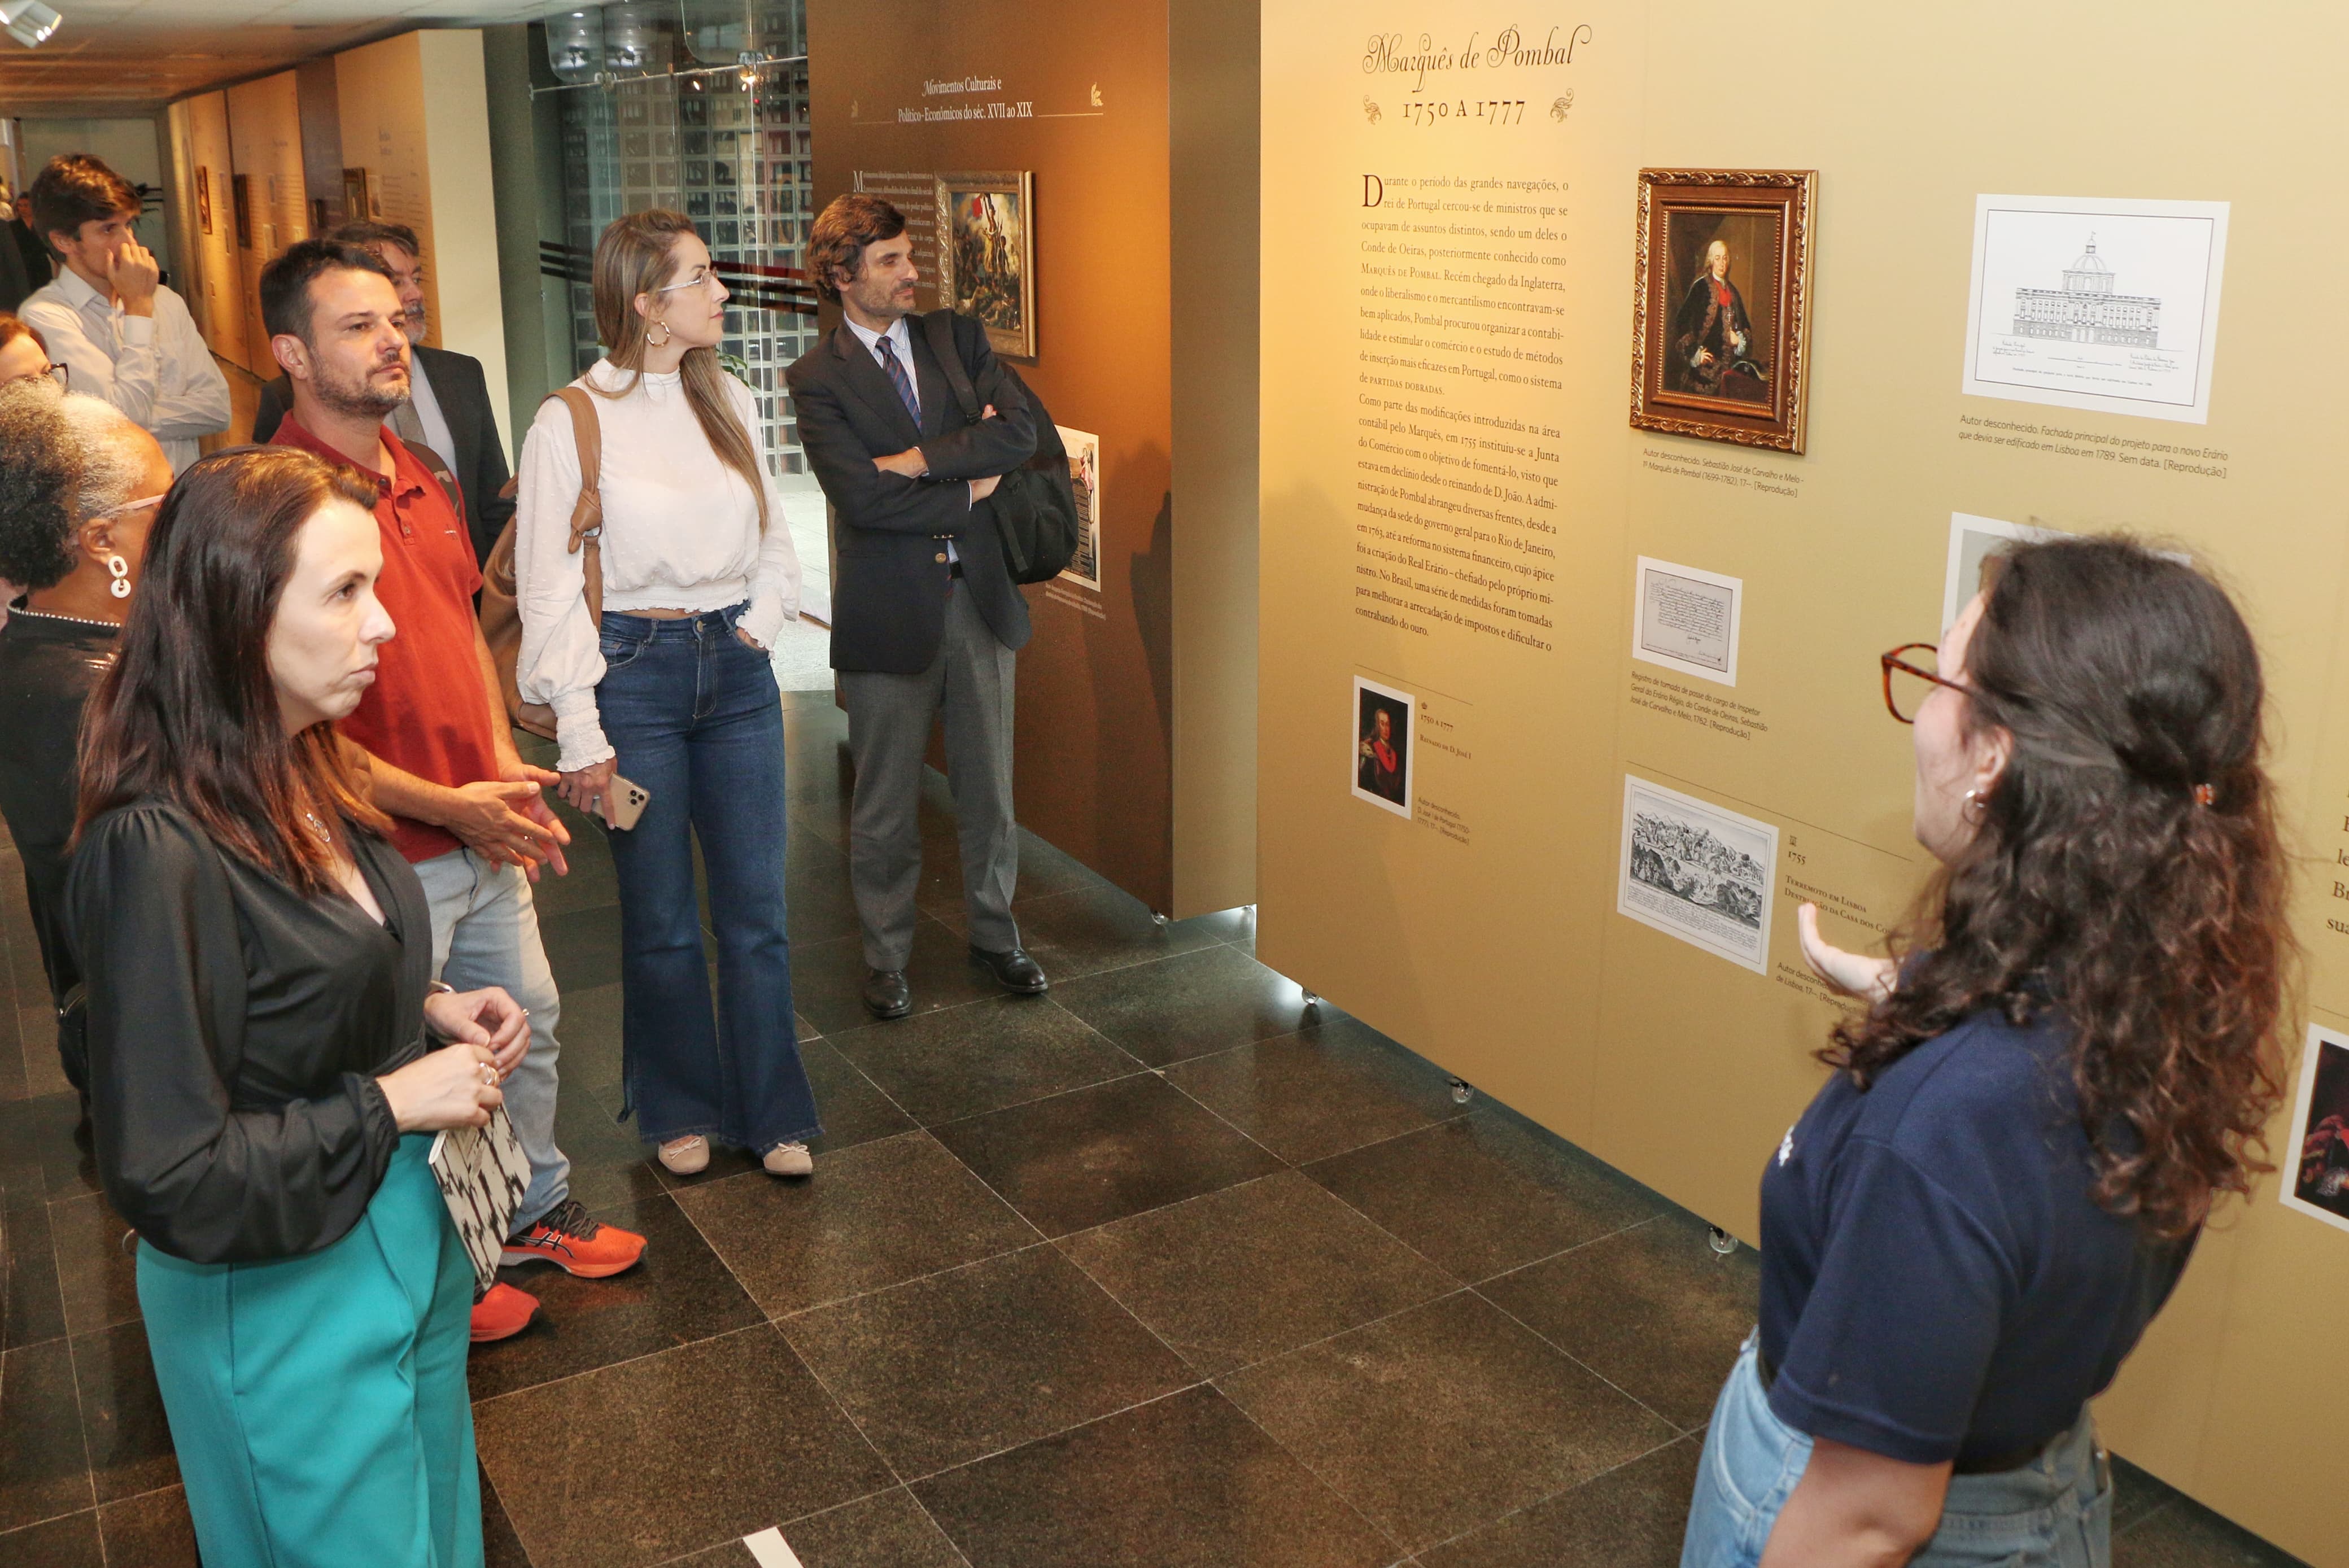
[844, 313, 909, 361]
[53, 265, 110, 315]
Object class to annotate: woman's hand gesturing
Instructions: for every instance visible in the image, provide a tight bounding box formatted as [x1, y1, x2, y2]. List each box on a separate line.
[1797, 903, 1897, 1002]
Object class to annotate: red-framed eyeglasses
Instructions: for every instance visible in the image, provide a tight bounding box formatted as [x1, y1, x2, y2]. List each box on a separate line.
[1880, 643, 1970, 724]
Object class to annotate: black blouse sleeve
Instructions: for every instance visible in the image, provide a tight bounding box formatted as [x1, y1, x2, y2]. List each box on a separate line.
[65, 805, 403, 1264]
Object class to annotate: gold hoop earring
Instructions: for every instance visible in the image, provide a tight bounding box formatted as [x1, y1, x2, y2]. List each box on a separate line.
[647, 318, 672, 347]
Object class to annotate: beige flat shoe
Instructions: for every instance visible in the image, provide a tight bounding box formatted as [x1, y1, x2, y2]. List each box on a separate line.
[657, 1135, 709, 1175]
[762, 1141, 813, 1177]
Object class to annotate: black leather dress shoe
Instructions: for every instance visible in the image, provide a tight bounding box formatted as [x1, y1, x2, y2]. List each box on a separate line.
[862, 968, 912, 1019]
[970, 944, 1049, 994]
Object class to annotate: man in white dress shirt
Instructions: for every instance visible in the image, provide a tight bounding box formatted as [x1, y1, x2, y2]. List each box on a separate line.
[20, 155, 228, 475]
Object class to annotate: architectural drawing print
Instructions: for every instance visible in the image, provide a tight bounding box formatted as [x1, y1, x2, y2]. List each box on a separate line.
[2011, 236, 2160, 347]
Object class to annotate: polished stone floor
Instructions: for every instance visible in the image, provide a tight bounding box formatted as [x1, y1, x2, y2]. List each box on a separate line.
[0, 691, 2312, 1566]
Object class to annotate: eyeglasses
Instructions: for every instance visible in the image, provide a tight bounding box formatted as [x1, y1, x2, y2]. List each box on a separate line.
[653, 267, 724, 295]
[1880, 643, 1971, 724]
[93, 491, 168, 519]
[1, 362, 67, 391]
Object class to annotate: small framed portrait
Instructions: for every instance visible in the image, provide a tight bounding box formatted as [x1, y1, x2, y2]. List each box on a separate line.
[1351, 676, 1413, 819]
[195, 168, 212, 235]
[935, 170, 1036, 361]
[1630, 168, 1817, 453]
[2283, 1023, 2349, 1237]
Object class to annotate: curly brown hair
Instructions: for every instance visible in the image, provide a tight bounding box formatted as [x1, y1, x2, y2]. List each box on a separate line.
[807, 194, 906, 304]
[1827, 536, 2293, 1238]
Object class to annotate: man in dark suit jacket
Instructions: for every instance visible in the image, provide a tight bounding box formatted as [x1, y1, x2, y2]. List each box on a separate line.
[787, 194, 1044, 1020]
[252, 219, 513, 565]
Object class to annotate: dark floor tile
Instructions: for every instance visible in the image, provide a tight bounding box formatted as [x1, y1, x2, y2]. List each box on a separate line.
[540, 905, 629, 993]
[1304, 1113, 1663, 1283]
[798, 1038, 920, 1156]
[1417, 1437, 1699, 1568]
[529, 838, 621, 920]
[675, 1130, 1034, 1317]
[932, 1073, 1284, 1238]
[95, 1484, 200, 1567]
[1181, 904, 1256, 946]
[483, 1467, 532, 1568]
[1478, 1212, 1758, 1430]
[1059, 1171, 1455, 1377]
[1167, 1016, 1466, 1164]
[914, 1384, 1396, 1568]
[0, 1337, 93, 1530]
[71, 1321, 176, 1503]
[785, 830, 865, 948]
[555, 1073, 675, 1216]
[829, 996, 1137, 1126]
[782, 1243, 1193, 1478]
[0, 1509, 102, 1567]
[1218, 1291, 1675, 1556]
[475, 1324, 892, 1568]
[919, 824, 1099, 931]
[2114, 1495, 2314, 1567]
[1009, 884, 1220, 982]
[468, 1190, 764, 1401]
[661, 1540, 761, 1567]
[557, 979, 626, 1094]
[49, 1194, 138, 1338]
[777, 1487, 966, 1567]
[0, 1092, 99, 1208]
[792, 917, 1007, 1037]
[2110, 1455, 2180, 1534]
[1050, 945, 1316, 1068]
[3, 1198, 65, 1348]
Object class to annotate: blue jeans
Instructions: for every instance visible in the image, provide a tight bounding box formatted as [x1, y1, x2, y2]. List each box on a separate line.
[1682, 1333, 2112, 1568]
[412, 847, 568, 1231]
[596, 604, 820, 1153]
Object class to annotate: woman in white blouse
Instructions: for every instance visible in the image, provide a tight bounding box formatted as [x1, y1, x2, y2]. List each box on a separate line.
[515, 209, 821, 1178]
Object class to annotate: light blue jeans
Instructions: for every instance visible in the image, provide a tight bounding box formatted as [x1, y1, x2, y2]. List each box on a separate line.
[413, 845, 569, 1233]
[1681, 1332, 2112, 1568]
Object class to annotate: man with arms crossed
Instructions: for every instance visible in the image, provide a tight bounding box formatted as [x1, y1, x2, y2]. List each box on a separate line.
[787, 195, 1047, 1020]
[259, 239, 643, 1342]
[252, 219, 515, 569]
[21, 154, 227, 473]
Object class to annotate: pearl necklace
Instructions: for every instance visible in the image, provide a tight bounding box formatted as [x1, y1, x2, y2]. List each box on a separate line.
[12, 606, 121, 631]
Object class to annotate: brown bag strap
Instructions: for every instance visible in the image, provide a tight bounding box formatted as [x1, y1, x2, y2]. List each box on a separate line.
[543, 387, 604, 624]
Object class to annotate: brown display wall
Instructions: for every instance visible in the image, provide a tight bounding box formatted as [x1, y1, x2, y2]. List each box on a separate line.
[810, 0, 1258, 917]
[1259, 3, 2349, 1561]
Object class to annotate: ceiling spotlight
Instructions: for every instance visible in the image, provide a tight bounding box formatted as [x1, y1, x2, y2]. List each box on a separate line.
[1, 1, 62, 48]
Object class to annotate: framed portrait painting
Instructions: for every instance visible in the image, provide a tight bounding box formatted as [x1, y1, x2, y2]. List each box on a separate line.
[1630, 168, 1816, 453]
[935, 171, 1036, 361]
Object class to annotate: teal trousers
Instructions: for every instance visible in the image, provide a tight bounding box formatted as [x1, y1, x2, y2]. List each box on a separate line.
[137, 1134, 484, 1568]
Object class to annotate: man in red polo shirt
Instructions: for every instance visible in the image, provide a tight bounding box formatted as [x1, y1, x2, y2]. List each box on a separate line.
[259, 239, 643, 1342]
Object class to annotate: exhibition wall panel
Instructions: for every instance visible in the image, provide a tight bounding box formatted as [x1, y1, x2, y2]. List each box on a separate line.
[814, 0, 1259, 916]
[224, 72, 308, 375]
[168, 93, 248, 375]
[335, 30, 511, 456]
[1260, 4, 2348, 1560]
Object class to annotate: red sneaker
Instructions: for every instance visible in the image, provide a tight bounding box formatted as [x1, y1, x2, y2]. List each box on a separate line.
[499, 1198, 647, 1279]
[471, 1282, 539, 1343]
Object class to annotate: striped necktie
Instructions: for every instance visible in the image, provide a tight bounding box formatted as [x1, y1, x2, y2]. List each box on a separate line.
[874, 334, 920, 422]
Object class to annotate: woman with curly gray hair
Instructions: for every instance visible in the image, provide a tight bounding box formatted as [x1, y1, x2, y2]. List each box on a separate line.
[0, 381, 171, 1097]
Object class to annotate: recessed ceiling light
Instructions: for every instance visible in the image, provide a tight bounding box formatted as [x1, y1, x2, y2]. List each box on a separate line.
[1, 1, 63, 49]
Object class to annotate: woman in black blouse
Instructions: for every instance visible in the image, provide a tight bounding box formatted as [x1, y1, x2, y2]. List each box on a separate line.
[66, 447, 526, 1567]
[0, 382, 171, 1098]
[1679, 538, 2291, 1568]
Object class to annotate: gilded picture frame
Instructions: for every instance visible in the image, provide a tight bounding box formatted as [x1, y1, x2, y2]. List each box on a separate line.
[1631, 169, 1816, 453]
[935, 170, 1036, 361]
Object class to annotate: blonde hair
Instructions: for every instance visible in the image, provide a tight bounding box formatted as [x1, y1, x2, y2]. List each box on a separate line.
[589, 209, 768, 530]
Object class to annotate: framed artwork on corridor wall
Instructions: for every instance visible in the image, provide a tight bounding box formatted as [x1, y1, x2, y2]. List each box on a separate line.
[1630, 168, 1817, 453]
[936, 170, 1037, 361]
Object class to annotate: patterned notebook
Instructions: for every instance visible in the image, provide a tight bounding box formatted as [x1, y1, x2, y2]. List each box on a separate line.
[428, 1104, 532, 1295]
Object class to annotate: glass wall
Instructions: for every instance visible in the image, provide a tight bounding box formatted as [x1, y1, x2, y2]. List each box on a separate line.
[539, 2, 818, 478]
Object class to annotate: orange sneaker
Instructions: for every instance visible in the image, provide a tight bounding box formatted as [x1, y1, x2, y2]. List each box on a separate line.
[471, 1282, 539, 1343]
[499, 1199, 647, 1279]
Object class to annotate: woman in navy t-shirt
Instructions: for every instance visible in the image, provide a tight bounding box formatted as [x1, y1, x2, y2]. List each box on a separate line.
[1680, 538, 2292, 1568]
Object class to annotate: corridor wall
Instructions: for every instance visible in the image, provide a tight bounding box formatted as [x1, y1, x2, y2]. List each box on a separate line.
[811, 0, 1259, 917]
[223, 71, 307, 375]
[1258, 3, 2349, 1562]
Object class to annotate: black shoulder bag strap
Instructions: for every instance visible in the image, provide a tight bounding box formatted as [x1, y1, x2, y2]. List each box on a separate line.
[921, 309, 983, 427]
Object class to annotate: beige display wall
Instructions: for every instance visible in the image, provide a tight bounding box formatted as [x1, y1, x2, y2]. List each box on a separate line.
[223, 71, 308, 375]
[1259, 4, 2348, 1561]
[165, 93, 248, 375]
